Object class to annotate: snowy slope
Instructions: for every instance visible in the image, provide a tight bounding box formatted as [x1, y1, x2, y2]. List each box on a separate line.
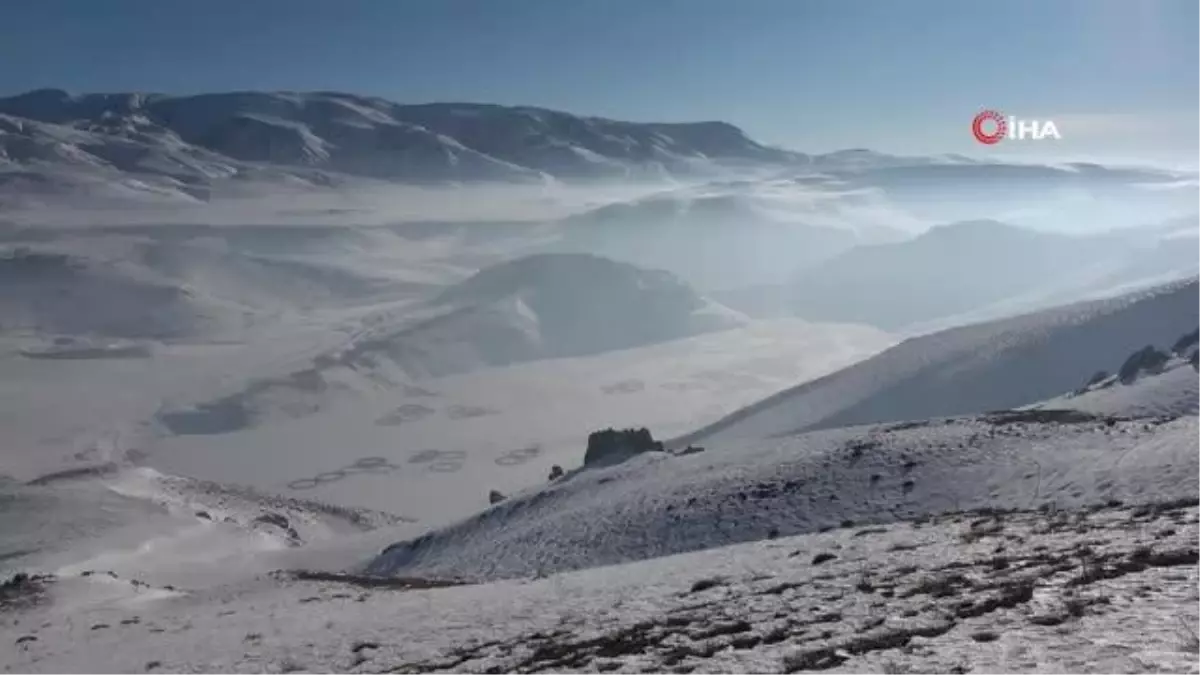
[1028, 330, 1199, 419]
[1033, 364, 1197, 419]
[365, 413, 1198, 581]
[0, 246, 240, 339]
[3, 498, 1196, 674]
[673, 278, 1199, 447]
[1, 466, 415, 586]
[787, 218, 1132, 329]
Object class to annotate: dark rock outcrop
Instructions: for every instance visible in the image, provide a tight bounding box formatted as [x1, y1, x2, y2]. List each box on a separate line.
[1117, 345, 1170, 384]
[583, 427, 664, 468]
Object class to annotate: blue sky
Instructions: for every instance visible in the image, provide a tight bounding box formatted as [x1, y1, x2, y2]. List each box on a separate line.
[2, 0, 1196, 165]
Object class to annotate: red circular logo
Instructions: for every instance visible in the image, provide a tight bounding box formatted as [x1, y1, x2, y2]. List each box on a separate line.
[972, 110, 1007, 145]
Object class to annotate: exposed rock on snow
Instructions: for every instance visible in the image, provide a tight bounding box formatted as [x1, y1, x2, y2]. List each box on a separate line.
[1118, 345, 1171, 384]
[582, 427, 665, 468]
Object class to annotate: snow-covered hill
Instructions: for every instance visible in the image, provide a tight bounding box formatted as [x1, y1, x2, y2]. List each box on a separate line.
[152, 253, 747, 435]
[676, 278, 1199, 446]
[364, 412, 1198, 582]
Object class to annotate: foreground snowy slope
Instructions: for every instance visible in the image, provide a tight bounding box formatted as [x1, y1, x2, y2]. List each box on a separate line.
[673, 277, 1198, 447]
[3, 498, 1196, 674]
[365, 413, 1198, 582]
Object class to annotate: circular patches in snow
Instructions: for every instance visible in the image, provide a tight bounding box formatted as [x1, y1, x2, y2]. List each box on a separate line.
[286, 450, 469, 490]
[494, 446, 541, 467]
[286, 456, 402, 490]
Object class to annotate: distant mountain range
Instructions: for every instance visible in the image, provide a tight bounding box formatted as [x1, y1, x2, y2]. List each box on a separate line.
[0, 89, 809, 198]
[3, 90, 1013, 186]
[5, 89, 1191, 205]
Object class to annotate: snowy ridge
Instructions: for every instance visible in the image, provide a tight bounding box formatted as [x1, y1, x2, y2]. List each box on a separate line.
[672, 277, 1198, 446]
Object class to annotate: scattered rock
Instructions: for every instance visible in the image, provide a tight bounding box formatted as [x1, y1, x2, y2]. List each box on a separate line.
[970, 630, 1000, 643]
[254, 512, 291, 530]
[811, 552, 837, 565]
[489, 490, 507, 505]
[690, 577, 727, 593]
[1, 572, 54, 611]
[1117, 345, 1170, 383]
[1172, 328, 1199, 356]
[276, 570, 467, 590]
[548, 465, 565, 481]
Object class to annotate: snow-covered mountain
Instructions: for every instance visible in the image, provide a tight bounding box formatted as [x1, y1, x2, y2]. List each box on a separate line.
[0, 89, 803, 199]
[328, 252, 747, 379]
